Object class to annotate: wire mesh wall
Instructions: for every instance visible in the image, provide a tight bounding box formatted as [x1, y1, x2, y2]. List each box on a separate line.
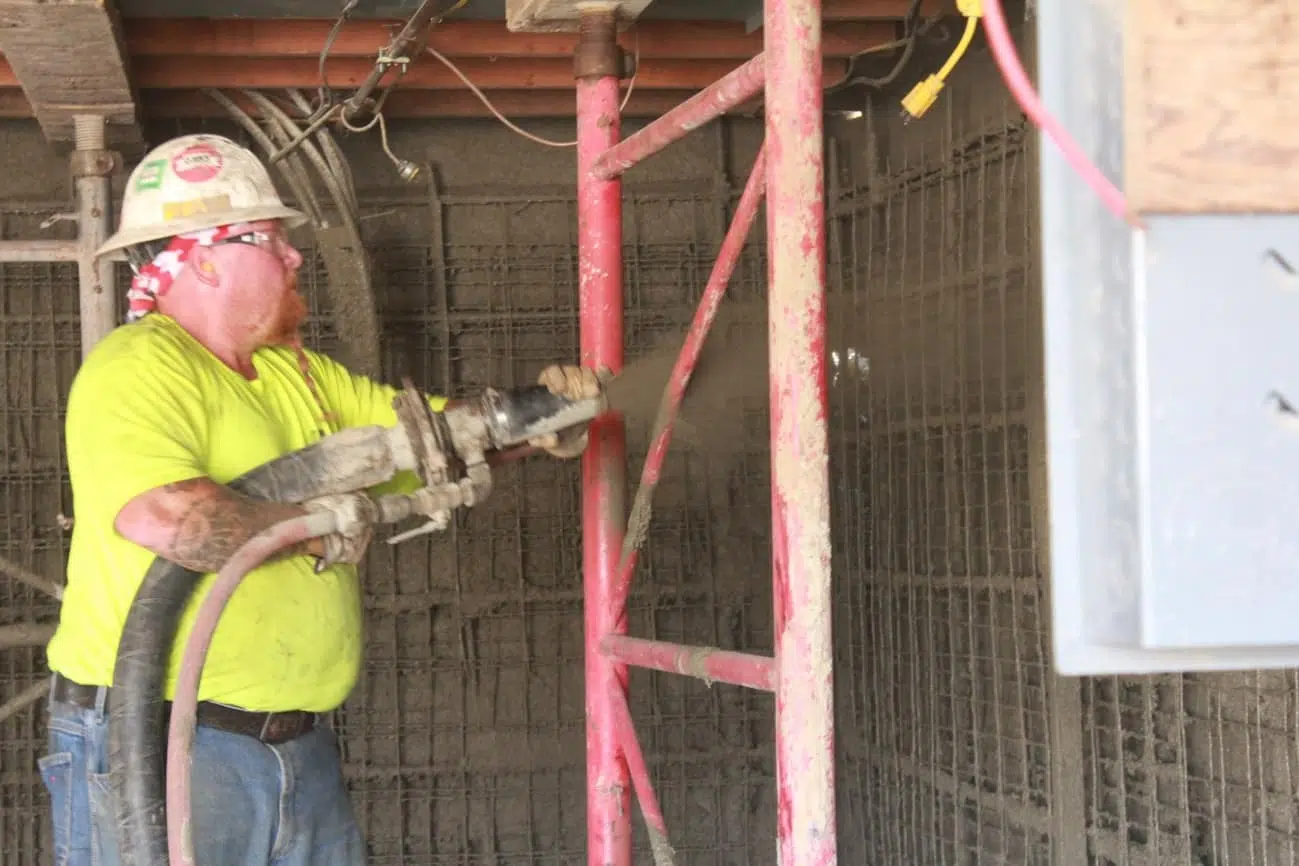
[827, 11, 1299, 866]
[0, 204, 83, 866]
[825, 25, 1054, 859]
[308, 181, 780, 865]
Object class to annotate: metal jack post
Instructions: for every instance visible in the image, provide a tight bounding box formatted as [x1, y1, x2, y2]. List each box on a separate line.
[71, 115, 120, 358]
[574, 0, 837, 863]
[0, 115, 124, 355]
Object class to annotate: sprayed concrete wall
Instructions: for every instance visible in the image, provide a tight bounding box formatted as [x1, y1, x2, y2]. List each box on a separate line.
[2, 12, 1299, 865]
[825, 13, 1299, 866]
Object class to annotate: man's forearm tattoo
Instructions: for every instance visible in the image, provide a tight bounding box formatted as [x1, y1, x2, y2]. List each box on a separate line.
[160, 478, 312, 573]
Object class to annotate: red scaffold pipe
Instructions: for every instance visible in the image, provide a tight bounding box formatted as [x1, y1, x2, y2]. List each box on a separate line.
[602, 635, 777, 692]
[765, 0, 838, 862]
[589, 54, 765, 181]
[611, 142, 768, 617]
[576, 16, 632, 866]
[610, 689, 677, 866]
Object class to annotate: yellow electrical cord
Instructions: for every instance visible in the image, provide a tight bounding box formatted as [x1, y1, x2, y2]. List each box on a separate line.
[900, 0, 982, 121]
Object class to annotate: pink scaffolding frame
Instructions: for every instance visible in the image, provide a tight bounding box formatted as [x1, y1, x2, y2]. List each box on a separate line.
[575, 0, 836, 863]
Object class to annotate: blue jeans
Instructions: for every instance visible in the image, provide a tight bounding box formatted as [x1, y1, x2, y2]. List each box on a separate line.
[39, 682, 366, 866]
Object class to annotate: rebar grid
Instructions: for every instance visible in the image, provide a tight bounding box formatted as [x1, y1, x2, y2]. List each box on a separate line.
[299, 184, 776, 864]
[1081, 669, 1299, 866]
[826, 22, 1053, 865]
[0, 206, 85, 866]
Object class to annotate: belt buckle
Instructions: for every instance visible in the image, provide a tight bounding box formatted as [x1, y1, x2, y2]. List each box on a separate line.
[257, 712, 274, 742]
[258, 711, 308, 743]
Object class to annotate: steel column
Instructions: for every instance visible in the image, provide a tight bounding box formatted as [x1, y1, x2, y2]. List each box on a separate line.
[575, 5, 632, 866]
[763, 0, 837, 863]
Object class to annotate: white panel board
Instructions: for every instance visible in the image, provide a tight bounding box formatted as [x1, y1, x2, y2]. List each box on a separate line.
[1038, 0, 1299, 675]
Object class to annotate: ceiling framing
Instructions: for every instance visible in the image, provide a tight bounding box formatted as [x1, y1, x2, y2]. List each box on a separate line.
[0, 0, 951, 142]
[0, 1, 143, 147]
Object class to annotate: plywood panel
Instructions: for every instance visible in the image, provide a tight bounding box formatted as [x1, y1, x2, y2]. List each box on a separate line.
[1125, 0, 1299, 213]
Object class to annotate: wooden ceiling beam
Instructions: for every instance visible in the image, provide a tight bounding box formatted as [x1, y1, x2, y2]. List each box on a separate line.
[0, 0, 141, 146]
[505, 0, 656, 33]
[822, 0, 953, 18]
[0, 87, 759, 120]
[119, 18, 896, 60]
[0, 55, 845, 92]
[0, 10, 930, 131]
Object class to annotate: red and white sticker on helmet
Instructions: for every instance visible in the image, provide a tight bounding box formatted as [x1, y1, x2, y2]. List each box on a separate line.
[170, 143, 224, 183]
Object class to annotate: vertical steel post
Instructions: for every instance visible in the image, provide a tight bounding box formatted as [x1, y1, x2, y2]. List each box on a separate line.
[575, 5, 632, 865]
[763, 0, 838, 863]
[73, 114, 118, 357]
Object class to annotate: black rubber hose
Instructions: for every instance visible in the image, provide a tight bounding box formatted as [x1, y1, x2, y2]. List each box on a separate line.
[108, 429, 401, 866]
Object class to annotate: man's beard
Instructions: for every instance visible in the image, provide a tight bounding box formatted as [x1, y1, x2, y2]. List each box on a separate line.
[268, 275, 308, 346]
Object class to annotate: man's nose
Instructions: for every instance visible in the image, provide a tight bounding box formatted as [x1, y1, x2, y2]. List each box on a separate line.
[283, 244, 303, 269]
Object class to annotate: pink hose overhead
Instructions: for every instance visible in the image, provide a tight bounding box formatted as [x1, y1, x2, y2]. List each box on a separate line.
[980, 0, 1139, 228]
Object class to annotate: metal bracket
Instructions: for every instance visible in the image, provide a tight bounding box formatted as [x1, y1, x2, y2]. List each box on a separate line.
[40, 212, 77, 230]
[375, 48, 411, 73]
[387, 380, 497, 543]
[69, 149, 120, 179]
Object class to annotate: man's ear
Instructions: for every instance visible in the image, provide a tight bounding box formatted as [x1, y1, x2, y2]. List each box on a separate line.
[190, 247, 220, 288]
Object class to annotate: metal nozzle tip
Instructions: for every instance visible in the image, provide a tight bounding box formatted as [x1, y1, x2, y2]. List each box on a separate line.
[397, 161, 422, 183]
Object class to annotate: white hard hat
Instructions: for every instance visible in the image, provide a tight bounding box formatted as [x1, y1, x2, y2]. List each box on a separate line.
[97, 133, 307, 257]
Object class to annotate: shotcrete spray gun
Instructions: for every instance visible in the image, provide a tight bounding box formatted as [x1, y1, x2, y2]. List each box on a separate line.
[304, 378, 607, 542]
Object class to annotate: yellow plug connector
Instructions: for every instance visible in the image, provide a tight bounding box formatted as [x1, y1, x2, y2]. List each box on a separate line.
[899, 0, 983, 122]
[901, 75, 946, 120]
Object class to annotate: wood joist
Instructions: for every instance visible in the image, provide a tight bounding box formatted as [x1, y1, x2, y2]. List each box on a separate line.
[501, 0, 949, 31]
[0, 5, 948, 125]
[0, 0, 142, 146]
[1125, 0, 1299, 213]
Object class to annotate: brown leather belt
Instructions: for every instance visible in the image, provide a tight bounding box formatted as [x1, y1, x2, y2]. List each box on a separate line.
[50, 674, 318, 746]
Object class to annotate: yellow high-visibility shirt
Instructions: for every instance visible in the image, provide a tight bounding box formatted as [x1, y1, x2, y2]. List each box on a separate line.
[45, 313, 446, 713]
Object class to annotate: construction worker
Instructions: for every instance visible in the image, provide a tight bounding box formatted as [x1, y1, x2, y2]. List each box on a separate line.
[38, 133, 599, 866]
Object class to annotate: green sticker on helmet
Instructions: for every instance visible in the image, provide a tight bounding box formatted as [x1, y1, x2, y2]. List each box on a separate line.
[134, 159, 167, 192]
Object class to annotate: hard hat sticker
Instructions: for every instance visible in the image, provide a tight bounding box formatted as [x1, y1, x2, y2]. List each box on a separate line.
[162, 195, 233, 221]
[134, 159, 166, 192]
[170, 143, 224, 183]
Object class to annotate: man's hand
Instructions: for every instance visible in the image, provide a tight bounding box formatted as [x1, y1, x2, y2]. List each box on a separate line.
[528, 364, 605, 459]
[302, 493, 379, 572]
[537, 364, 603, 402]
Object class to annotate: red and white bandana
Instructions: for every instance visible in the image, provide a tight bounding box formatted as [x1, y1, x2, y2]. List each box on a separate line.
[125, 221, 338, 433]
[125, 221, 260, 322]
